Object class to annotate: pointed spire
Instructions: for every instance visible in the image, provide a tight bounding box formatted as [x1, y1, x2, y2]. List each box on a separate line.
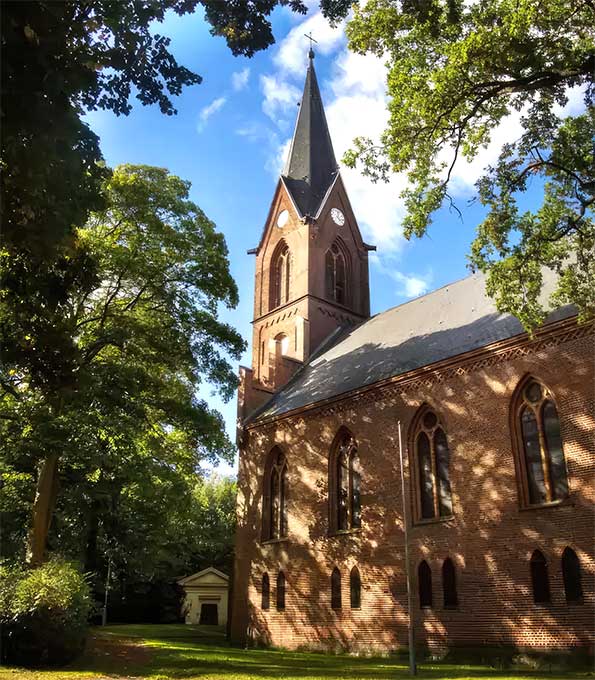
[282, 51, 338, 218]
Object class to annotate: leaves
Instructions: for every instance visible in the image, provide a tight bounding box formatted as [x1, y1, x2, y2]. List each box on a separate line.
[1, 165, 245, 569]
[345, 0, 594, 328]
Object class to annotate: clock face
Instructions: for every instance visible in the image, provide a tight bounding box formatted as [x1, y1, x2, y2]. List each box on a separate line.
[331, 208, 345, 226]
[277, 209, 289, 228]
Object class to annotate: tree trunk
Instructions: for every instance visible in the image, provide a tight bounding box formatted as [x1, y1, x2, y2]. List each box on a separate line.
[84, 496, 101, 574]
[26, 451, 60, 566]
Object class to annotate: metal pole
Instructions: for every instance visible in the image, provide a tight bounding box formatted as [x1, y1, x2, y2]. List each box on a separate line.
[102, 558, 111, 627]
[398, 421, 416, 675]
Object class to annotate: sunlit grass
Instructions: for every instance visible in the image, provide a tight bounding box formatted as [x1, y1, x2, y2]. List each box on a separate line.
[0, 624, 589, 680]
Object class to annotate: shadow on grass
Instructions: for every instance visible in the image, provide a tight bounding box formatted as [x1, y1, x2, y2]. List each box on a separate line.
[58, 625, 592, 680]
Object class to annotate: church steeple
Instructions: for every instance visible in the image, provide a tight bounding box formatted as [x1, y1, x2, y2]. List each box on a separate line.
[282, 50, 338, 218]
[237, 50, 373, 424]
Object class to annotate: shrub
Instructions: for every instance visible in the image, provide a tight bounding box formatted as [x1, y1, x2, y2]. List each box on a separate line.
[0, 558, 91, 666]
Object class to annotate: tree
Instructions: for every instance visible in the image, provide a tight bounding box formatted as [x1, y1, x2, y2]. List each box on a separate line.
[344, 0, 594, 329]
[0, 165, 245, 565]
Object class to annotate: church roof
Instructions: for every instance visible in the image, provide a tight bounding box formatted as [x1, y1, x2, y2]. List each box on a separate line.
[250, 270, 575, 423]
[282, 51, 339, 218]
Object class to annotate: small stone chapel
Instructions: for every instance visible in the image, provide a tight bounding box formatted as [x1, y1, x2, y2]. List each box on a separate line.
[231, 50, 594, 655]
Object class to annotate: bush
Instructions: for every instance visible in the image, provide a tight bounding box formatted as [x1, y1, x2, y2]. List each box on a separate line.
[0, 558, 92, 666]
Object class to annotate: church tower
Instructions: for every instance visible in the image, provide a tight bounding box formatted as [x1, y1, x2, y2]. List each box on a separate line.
[238, 50, 375, 422]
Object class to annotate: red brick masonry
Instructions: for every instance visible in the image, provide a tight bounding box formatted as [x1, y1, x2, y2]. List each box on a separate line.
[232, 320, 595, 654]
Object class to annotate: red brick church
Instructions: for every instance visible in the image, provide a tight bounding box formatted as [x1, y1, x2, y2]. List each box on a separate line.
[231, 50, 594, 655]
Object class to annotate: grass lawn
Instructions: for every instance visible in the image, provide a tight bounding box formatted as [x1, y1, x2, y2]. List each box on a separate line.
[0, 624, 590, 680]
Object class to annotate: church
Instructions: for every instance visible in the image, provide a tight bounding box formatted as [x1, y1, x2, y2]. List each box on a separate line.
[230, 50, 594, 655]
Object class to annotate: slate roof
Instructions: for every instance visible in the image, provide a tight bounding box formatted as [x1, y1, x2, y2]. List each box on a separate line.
[251, 270, 575, 422]
[282, 51, 338, 218]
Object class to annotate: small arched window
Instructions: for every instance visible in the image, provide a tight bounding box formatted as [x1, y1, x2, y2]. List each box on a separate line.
[325, 241, 349, 306]
[562, 547, 583, 604]
[530, 550, 551, 604]
[261, 573, 270, 610]
[262, 448, 288, 541]
[412, 408, 453, 521]
[418, 560, 432, 609]
[330, 429, 361, 533]
[331, 567, 342, 610]
[270, 242, 291, 309]
[514, 378, 569, 506]
[442, 558, 458, 608]
[350, 567, 361, 609]
[276, 571, 286, 610]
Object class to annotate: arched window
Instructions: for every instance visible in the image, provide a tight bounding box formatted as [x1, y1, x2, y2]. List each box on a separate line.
[270, 242, 291, 309]
[329, 429, 361, 533]
[418, 560, 432, 608]
[530, 550, 551, 604]
[325, 241, 349, 306]
[412, 408, 453, 521]
[442, 558, 458, 608]
[276, 571, 286, 610]
[562, 548, 583, 603]
[331, 567, 342, 610]
[514, 378, 569, 506]
[350, 567, 361, 609]
[261, 573, 270, 610]
[262, 448, 288, 541]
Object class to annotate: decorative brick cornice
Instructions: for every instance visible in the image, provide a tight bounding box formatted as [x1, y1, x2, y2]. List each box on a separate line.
[246, 317, 593, 434]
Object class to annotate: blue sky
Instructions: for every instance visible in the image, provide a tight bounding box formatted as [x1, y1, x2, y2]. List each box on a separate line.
[85, 4, 581, 475]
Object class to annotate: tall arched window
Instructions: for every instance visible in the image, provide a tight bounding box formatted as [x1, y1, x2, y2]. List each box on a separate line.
[276, 571, 286, 610]
[412, 407, 453, 521]
[530, 550, 551, 604]
[442, 558, 458, 608]
[350, 567, 361, 609]
[513, 377, 569, 506]
[270, 241, 291, 309]
[331, 567, 342, 610]
[562, 547, 583, 603]
[325, 241, 349, 306]
[329, 429, 361, 533]
[261, 573, 270, 610]
[418, 560, 432, 608]
[262, 448, 288, 540]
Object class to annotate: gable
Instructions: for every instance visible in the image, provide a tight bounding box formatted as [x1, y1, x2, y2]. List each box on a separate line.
[178, 567, 229, 587]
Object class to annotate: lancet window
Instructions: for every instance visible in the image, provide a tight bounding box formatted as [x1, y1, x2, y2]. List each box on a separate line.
[325, 241, 349, 306]
[350, 567, 361, 609]
[513, 378, 569, 506]
[270, 241, 291, 309]
[329, 429, 361, 533]
[262, 448, 288, 541]
[412, 407, 453, 522]
[331, 567, 342, 610]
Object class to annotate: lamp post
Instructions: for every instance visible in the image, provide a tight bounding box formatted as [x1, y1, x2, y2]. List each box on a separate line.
[398, 420, 416, 675]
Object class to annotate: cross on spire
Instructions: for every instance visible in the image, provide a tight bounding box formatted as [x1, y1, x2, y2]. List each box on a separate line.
[304, 32, 317, 60]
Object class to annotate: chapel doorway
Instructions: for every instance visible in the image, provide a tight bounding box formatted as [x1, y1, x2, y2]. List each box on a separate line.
[199, 602, 218, 625]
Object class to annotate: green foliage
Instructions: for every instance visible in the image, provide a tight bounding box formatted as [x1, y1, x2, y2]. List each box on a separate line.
[344, 0, 594, 329]
[0, 164, 244, 564]
[0, 559, 92, 666]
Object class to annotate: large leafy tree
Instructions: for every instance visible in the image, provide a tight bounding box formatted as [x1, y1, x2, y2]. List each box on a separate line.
[343, 0, 594, 328]
[0, 165, 244, 565]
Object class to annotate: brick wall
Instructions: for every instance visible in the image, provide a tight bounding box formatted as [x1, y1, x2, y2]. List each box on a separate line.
[231, 325, 595, 653]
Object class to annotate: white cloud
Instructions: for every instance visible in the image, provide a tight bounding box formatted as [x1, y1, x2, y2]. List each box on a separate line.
[232, 67, 250, 92]
[553, 84, 587, 118]
[371, 252, 433, 299]
[260, 74, 301, 125]
[197, 96, 226, 132]
[274, 11, 346, 75]
[392, 270, 433, 298]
